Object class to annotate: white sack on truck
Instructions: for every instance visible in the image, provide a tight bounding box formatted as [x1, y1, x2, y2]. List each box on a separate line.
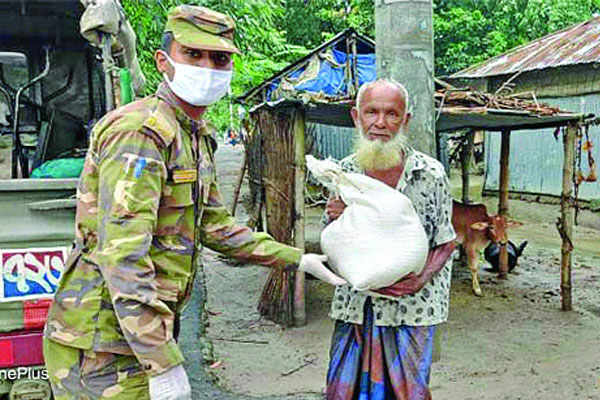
[306, 155, 428, 291]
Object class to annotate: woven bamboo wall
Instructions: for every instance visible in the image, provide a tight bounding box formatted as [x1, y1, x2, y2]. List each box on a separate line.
[250, 109, 302, 325]
[253, 109, 297, 244]
[244, 118, 264, 209]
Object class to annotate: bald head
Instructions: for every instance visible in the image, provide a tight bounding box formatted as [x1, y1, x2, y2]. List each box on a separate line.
[356, 79, 410, 114]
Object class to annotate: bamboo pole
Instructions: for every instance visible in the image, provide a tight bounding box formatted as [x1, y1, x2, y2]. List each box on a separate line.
[293, 109, 307, 326]
[458, 131, 475, 267]
[498, 129, 511, 278]
[352, 34, 359, 96]
[461, 131, 475, 205]
[345, 36, 351, 96]
[559, 124, 576, 311]
[230, 151, 247, 216]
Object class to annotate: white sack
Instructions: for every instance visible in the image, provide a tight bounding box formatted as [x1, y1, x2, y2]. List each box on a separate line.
[306, 155, 429, 291]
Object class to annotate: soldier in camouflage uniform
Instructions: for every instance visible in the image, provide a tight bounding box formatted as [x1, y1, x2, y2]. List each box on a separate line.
[43, 5, 344, 400]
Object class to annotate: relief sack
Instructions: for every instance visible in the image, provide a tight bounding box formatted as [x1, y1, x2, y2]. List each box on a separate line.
[306, 155, 428, 291]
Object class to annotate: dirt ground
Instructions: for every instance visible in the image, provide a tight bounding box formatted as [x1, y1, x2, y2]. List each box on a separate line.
[204, 144, 600, 400]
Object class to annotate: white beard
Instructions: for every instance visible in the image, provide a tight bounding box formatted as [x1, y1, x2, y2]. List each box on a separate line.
[354, 126, 408, 170]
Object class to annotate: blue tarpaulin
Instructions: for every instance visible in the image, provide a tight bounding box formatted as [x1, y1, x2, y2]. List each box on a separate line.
[266, 49, 376, 101]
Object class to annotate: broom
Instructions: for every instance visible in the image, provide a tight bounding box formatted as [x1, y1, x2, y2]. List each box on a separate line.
[257, 268, 295, 326]
[254, 110, 297, 326]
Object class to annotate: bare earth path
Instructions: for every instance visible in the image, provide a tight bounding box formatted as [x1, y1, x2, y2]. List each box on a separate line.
[204, 144, 600, 399]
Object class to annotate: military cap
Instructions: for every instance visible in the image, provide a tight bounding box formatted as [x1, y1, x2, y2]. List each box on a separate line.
[165, 5, 241, 54]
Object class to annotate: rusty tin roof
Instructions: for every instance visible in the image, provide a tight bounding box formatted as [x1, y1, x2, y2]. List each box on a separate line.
[452, 16, 600, 78]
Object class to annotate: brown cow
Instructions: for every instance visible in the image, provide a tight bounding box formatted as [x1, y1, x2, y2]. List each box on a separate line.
[452, 200, 522, 296]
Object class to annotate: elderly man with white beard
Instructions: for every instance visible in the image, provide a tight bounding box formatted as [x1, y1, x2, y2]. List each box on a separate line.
[323, 79, 456, 400]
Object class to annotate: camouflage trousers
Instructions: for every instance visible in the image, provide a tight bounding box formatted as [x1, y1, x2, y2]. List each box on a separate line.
[43, 338, 150, 400]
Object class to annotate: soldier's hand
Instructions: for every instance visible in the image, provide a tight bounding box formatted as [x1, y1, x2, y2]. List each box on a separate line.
[325, 196, 346, 221]
[298, 254, 347, 286]
[149, 364, 191, 400]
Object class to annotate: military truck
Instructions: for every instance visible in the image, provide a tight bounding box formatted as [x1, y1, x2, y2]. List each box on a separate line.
[0, 1, 143, 398]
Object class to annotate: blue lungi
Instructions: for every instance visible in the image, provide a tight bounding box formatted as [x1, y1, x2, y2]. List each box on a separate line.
[327, 299, 436, 400]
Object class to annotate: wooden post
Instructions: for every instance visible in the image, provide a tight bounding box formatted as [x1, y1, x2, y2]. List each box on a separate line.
[499, 130, 511, 215]
[230, 152, 247, 216]
[293, 109, 307, 326]
[352, 34, 359, 96]
[457, 131, 474, 267]
[559, 124, 576, 311]
[461, 131, 475, 205]
[498, 129, 511, 278]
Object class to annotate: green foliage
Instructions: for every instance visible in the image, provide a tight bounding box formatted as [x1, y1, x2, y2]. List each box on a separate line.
[282, 0, 374, 46]
[434, 8, 498, 75]
[283, 0, 325, 48]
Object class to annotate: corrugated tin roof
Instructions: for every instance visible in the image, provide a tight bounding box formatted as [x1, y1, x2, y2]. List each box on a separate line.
[452, 16, 600, 78]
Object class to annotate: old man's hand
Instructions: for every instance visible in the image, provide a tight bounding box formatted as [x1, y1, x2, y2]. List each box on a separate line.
[372, 273, 426, 297]
[325, 196, 346, 221]
[298, 254, 347, 286]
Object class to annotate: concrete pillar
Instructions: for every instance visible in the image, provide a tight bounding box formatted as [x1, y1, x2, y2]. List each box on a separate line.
[375, 0, 436, 156]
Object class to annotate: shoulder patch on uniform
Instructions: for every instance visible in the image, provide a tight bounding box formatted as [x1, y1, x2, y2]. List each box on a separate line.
[142, 101, 178, 148]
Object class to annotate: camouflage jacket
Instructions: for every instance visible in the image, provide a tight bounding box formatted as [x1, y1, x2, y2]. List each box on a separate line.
[44, 83, 302, 376]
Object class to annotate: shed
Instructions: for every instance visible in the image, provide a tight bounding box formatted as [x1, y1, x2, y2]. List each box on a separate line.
[237, 30, 589, 326]
[450, 17, 600, 202]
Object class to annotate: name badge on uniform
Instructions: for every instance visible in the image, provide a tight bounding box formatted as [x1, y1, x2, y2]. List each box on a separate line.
[172, 168, 197, 184]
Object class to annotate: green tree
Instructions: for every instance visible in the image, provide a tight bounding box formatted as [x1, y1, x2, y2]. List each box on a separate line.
[434, 7, 499, 76]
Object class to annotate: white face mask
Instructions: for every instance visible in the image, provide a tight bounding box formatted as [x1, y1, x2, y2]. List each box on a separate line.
[162, 52, 232, 106]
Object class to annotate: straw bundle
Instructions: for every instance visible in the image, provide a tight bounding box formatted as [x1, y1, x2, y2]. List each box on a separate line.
[253, 109, 297, 326]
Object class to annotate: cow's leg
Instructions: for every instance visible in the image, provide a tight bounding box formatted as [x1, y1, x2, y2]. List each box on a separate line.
[458, 243, 468, 267]
[467, 247, 483, 296]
